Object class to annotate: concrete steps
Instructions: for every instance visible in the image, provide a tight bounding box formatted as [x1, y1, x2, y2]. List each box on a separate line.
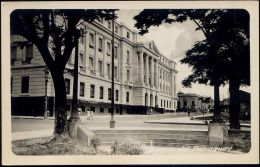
[93, 129, 209, 147]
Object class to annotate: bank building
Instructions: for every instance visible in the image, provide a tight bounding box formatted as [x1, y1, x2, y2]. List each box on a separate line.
[10, 18, 178, 117]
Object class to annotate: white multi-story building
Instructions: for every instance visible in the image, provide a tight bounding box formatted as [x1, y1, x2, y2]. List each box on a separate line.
[11, 18, 178, 116]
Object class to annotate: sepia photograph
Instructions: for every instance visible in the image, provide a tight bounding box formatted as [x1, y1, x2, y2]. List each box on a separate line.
[1, 1, 259, 165]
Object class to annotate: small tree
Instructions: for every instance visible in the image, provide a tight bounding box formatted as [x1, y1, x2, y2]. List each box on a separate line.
[11, 9, 117, 136]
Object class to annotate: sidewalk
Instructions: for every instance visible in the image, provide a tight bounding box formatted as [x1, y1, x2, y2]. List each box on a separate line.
[144, 115, 210, 125]
[12, 114, 150, 120]
[12, 129, 54, 141]
[144, 115, 251, 128]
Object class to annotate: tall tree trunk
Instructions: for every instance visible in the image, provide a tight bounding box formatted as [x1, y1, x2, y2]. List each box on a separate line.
[213, 84, 222, 122]
[229, 78, 241, 129]
[51, 69, 68, 135]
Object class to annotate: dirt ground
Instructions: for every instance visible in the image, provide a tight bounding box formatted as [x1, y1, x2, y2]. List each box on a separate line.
[12, 136, 109, 155]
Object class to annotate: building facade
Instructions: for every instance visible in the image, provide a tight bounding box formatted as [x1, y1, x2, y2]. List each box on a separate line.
[11, 18, 178, 116]
[177, 92, 213, 112]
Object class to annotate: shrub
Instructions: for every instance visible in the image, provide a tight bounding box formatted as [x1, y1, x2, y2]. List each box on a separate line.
[90, 136, 101, 153]
[111, 140, 144, 155]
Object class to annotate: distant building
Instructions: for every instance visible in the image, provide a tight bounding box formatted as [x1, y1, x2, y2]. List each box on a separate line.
[10, 18, 178, 116]
[177, 92, 213, 112]
[221, 90, 250, 119]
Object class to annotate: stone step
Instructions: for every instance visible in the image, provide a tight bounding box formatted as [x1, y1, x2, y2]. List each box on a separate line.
[95, 133, 207, 140]
[93, 129, 208, 135]
[96, 136, 208, 145]
[92, 129, 209, 147]
[99, 141, 209, 147]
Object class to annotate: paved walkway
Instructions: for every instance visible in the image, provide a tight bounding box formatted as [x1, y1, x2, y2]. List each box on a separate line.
[144, 115, 251, 128]
[12, 114, 250, 141]
[144, 116, 208, 125]
[12, 129, 54, 141]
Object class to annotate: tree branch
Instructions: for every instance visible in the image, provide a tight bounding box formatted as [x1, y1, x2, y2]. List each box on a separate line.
[192, 19, 208, 38]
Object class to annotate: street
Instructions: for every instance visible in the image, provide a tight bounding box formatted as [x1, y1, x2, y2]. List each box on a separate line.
[12, 113, 208, 132]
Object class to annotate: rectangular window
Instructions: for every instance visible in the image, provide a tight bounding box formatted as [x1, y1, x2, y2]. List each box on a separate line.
[164, 100, 166, 107]
[22, 44, 33, 64]
[79, 53, 84, 68]
[184, 101, 187, 106]
[126, 51, 130, 63]
[161, 100, 163, 107]
[100, 86, 103, 99]
[127, 70, 130, 81]
[192, 101, 195, 106]
[65, 78, 70, 94]
[126, 92, 129, 102]
[89, 57, 94, 69]
[89, 33, 94, 48]
[114, 46, 118, 59]
[80, 82, 85, 97]
[98, 60, 103, 75]
[114, 67, 117, 79]
[167, 101, 168, 108]
[80, 28, 85, 44]
[11, 46, 17, 65]
[90, 107, 95, 113]
[98, 38, 103, 52]
[107, 64, 111, 78]
[115, 26, 118, 33]
[21, 76, 29, 93]
[107, 42, 111, 55]
[90, 84, 95, 98]
[115, 90, 119, 101]
[127, 32, 130, 39]
[108, 88, 112, 100]
[100, 107, 104, 113]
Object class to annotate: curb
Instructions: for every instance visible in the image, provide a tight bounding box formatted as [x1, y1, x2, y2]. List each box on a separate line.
[145, 121, 251, 128]
[144, 121, 207, 126]
[12, 116, 55, 120]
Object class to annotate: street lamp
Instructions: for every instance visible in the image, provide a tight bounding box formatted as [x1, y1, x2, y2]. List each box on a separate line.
[110, 10, 116, 128]
[44, 67, 49, 119]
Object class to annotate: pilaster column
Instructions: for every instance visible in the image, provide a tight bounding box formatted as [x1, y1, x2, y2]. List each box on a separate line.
[103, 38, 107, 76]
[150, 58, 154, 87]
[94, 32, 98, 73]
[139, 52, 144, 83]
[155, 60, 159, 88]
[145, 54, 149, 85]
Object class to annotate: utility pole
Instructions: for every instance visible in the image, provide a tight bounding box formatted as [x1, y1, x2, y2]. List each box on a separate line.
[69, 29, 80, 122]
[44, 67, 49, 119]
[110, 11, 116, 128]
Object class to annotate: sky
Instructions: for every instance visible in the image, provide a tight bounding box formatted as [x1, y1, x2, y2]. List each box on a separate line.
[116, 9, 250, 100]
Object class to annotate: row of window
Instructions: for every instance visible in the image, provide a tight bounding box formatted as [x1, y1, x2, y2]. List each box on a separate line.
[13, 76, 174, 109]
[160, 99, 172, 109]
[183, 101, 195, 106]
[95, 19, 132, 40]
[65, 79, 130, 102]
[11, 44, 33, 65]
[89, 58, 131, 80]
[159, 69, 173, 82]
